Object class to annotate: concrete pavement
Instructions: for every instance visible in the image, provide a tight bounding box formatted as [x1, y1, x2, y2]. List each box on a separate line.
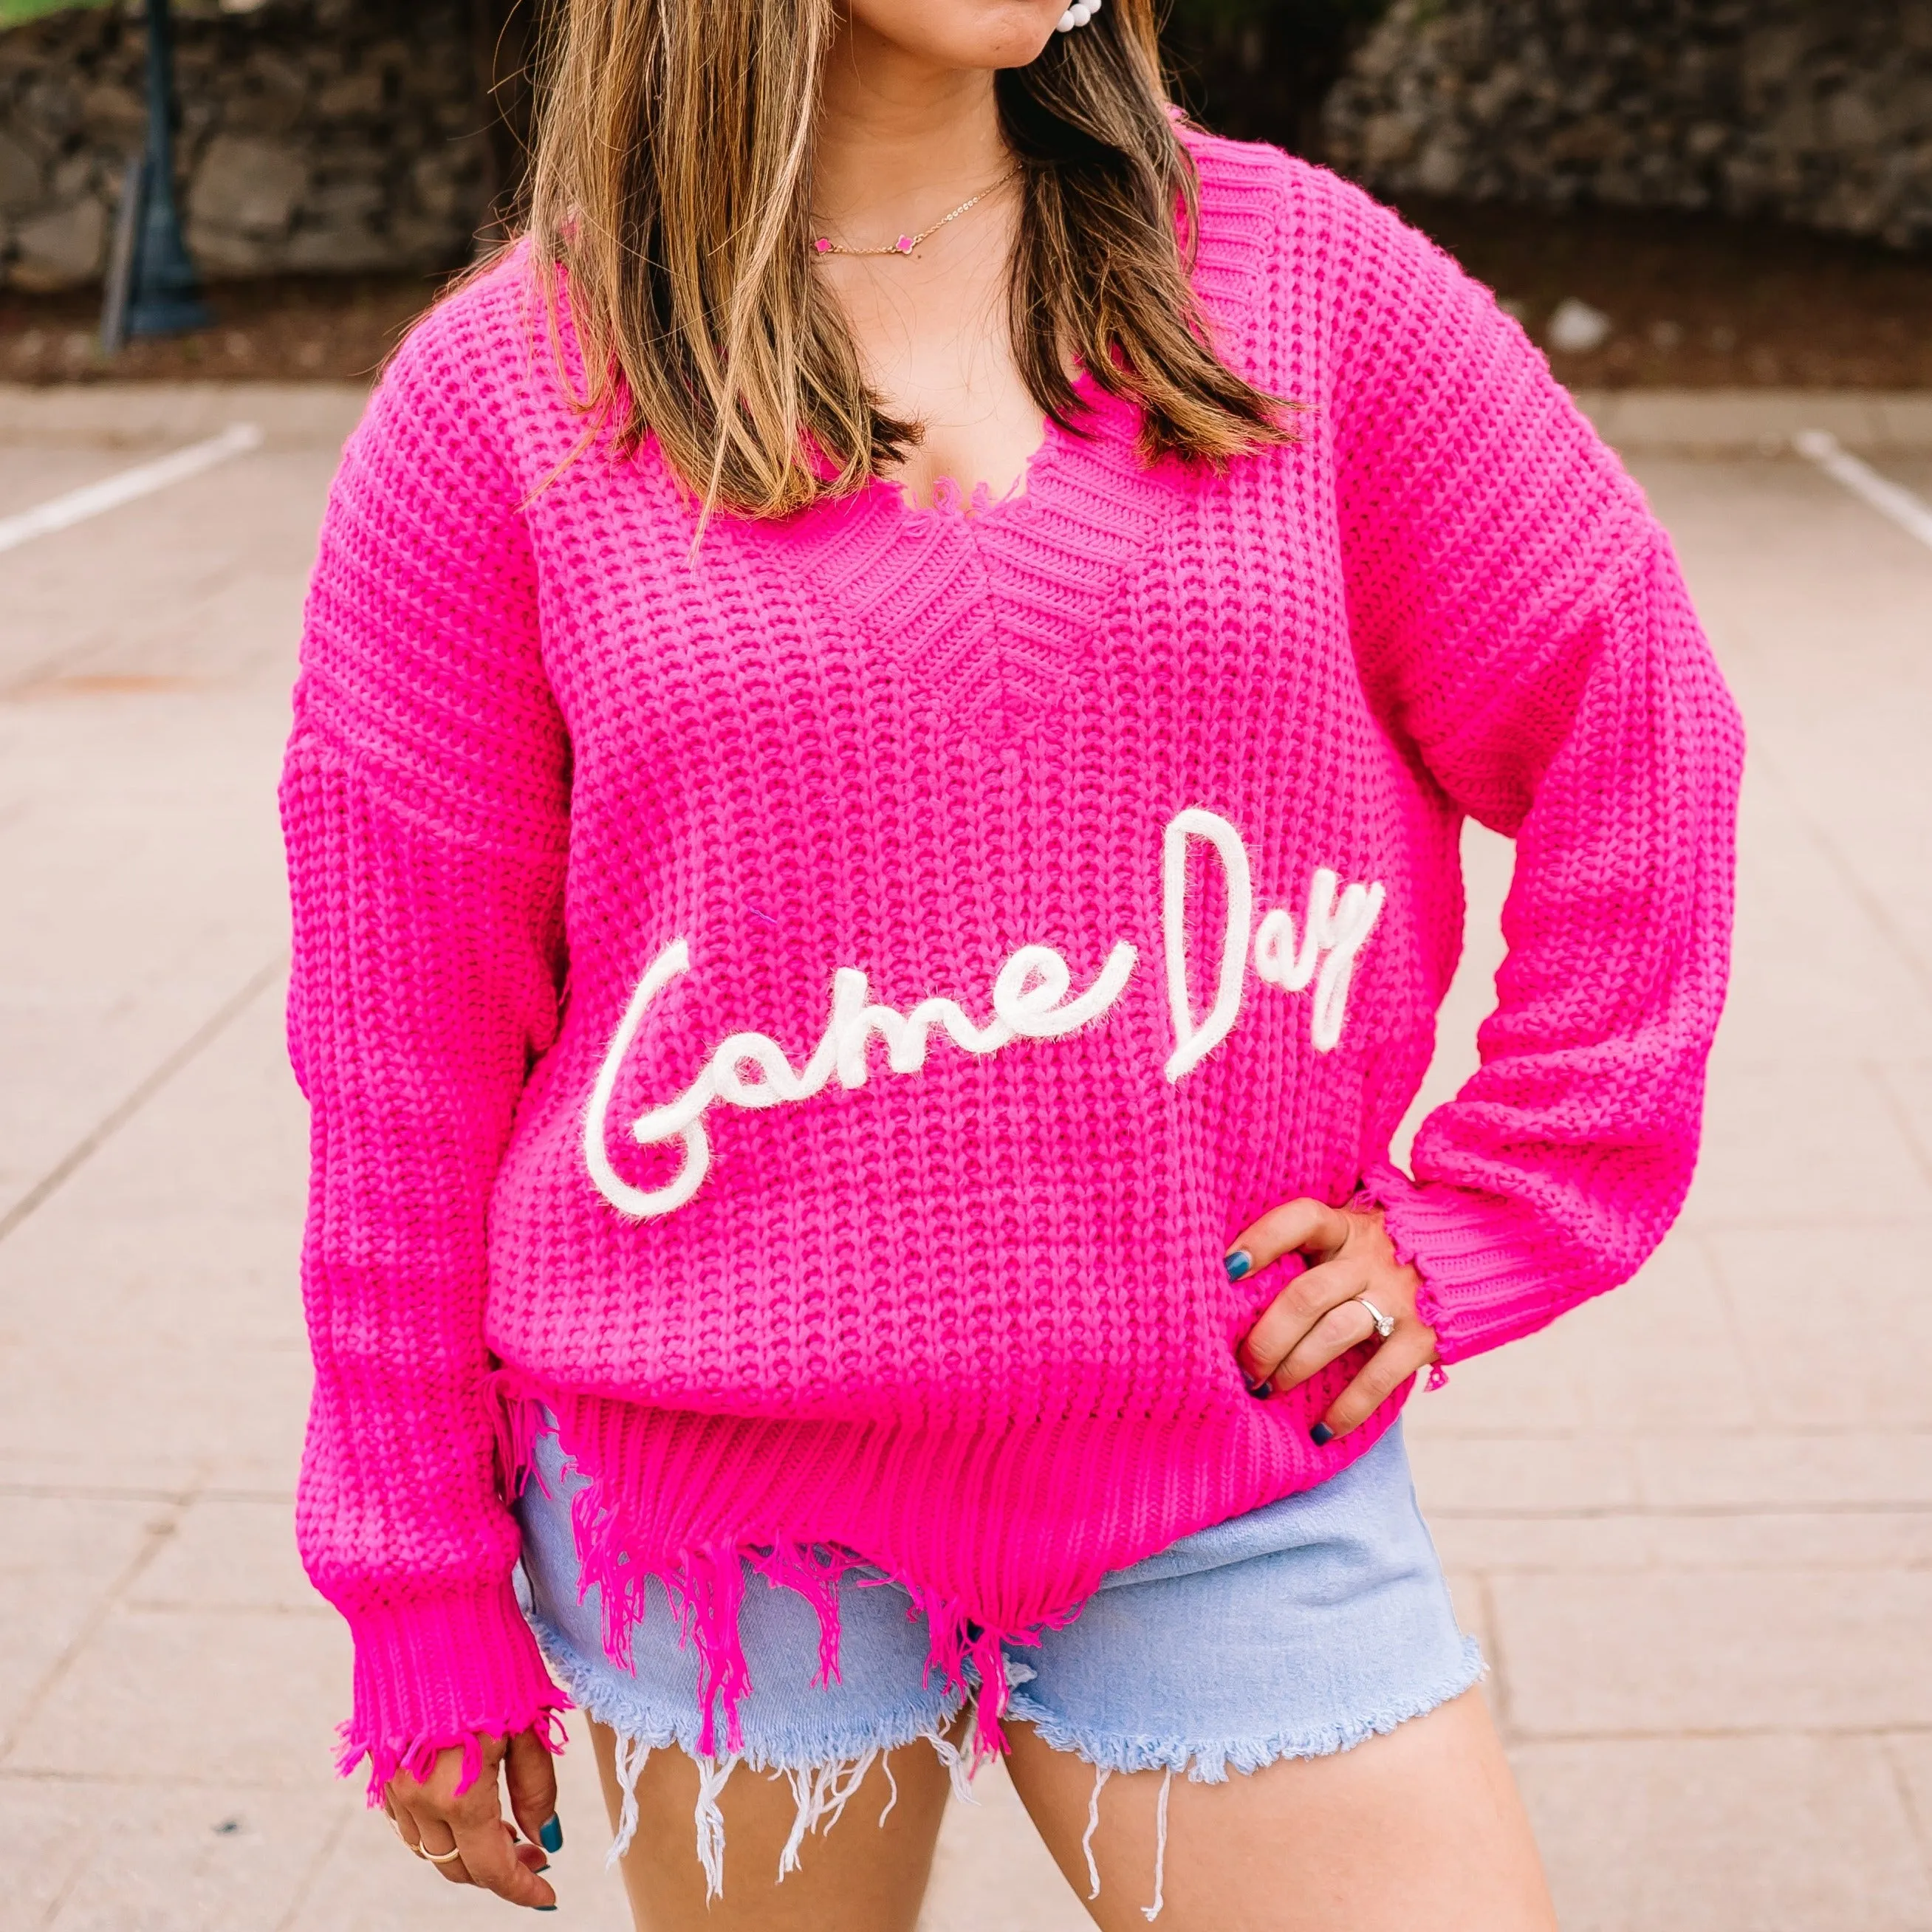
[1, 386, 1930, 1930]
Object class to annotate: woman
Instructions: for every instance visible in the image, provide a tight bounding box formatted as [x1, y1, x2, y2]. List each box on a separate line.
[281, 0, 1742, 1925]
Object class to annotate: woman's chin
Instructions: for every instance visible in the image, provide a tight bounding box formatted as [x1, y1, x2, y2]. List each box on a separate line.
[842, 0, 1065, 73]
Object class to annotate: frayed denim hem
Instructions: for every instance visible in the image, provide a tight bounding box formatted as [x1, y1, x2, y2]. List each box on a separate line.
[527, 1610, 970, 1772]
[527, 1613, 979, 1901]
[1004, 1634, 1487, 1782]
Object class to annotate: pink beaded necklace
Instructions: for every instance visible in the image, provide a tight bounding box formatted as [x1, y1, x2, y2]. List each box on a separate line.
[809, 170, 1018, 258]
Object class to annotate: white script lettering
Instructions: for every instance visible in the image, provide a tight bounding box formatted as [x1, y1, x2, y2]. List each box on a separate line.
[1162, 808, 1255, 1081]
[585, 809, 1385, 1219]
[1162, 808, 1385, 1078]
[1253, 869, 1387, 1054]
[585, 939, 1139, 1220]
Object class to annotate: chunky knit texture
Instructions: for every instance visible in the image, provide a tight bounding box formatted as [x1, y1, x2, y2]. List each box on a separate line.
[281, 132, 1743, 1798]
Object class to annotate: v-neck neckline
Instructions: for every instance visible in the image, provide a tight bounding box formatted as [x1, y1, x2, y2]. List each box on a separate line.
[725, 370, 1203, 761]
[860, 366, 1106, 529]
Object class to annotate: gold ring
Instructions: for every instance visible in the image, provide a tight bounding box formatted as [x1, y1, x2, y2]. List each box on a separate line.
[1354, 1296, 1395, 1339]
[422, 1843, 465, 1866]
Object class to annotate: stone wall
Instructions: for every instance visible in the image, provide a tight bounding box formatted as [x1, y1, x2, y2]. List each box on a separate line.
[1323, 0, 1932, 250]
[0, 0, 489, 291]
[10, 0, 1931, 292]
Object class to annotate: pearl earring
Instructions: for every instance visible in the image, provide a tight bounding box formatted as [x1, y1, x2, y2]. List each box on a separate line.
[1056, 0, 1100, 30]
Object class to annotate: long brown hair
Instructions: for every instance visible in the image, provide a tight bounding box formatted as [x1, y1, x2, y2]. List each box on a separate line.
[524, 0, 1288, 519]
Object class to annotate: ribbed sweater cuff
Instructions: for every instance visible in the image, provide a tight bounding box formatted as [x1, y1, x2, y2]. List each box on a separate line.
[340, 1579, 569, 1803]
[1359, 1162, 1569, 1365]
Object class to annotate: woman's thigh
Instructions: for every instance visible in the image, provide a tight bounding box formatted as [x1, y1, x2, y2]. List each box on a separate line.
[987, 1421, 1543, 1928]
[1003, 1690, 1555, 1932]
[591, 1712, 967, 1932]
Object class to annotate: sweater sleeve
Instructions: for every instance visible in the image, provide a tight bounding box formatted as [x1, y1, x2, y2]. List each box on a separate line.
[280, 295, 573, 1795]
[1323, 182, 1745, 1363]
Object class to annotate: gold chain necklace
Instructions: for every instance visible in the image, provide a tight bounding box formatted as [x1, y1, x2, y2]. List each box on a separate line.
[809, 170, 1018, 259]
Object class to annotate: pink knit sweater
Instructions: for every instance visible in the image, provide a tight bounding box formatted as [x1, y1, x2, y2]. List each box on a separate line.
[282, 133, 1742, 1795]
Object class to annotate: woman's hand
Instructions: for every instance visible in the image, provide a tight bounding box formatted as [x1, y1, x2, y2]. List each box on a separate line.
[384, 1727, 562, 1911]
[1229, 1198, 1438, 1442]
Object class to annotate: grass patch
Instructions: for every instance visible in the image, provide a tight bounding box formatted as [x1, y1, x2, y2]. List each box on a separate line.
[0, 0, 113, 27]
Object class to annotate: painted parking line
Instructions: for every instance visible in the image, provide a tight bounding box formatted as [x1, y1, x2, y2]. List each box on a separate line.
[1795, 429, 1932, 555]
[0, 422, 264, 557]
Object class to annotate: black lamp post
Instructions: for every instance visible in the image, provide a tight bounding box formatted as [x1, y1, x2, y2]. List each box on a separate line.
[123, 0, 210, 338]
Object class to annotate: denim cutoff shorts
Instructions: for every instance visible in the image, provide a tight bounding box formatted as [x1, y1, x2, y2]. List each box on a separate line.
[515, 1418, 1481, 1916]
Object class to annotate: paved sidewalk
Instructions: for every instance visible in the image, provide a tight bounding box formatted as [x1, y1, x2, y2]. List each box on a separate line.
[7, 379, 1932, 456]
[0, 394, 1929, 1930]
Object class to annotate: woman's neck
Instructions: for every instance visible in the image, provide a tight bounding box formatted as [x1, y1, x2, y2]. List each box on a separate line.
[812, 19, 1013, 238]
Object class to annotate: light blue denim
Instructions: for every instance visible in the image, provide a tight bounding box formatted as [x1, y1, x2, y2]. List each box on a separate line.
[515, 1419, 1481, 1906]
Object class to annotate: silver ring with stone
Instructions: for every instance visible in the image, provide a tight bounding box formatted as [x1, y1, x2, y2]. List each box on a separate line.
[1354, 1296, 1395, 1339]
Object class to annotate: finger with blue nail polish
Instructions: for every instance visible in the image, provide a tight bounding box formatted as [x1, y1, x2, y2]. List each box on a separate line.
[1228, 1196, 1360, 1394]
[1227, 1197, 1437, 1436]
[387, 1730, 558, 1914]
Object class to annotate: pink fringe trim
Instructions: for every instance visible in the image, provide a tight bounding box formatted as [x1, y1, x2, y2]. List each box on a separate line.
[488, 1364, 553, 1504]
[487, 1368, 1072, 1765]
[898, 1582, 1075, 1761]
[752, 1541, 860, 1690]
[340, 1701, 570, 1807]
